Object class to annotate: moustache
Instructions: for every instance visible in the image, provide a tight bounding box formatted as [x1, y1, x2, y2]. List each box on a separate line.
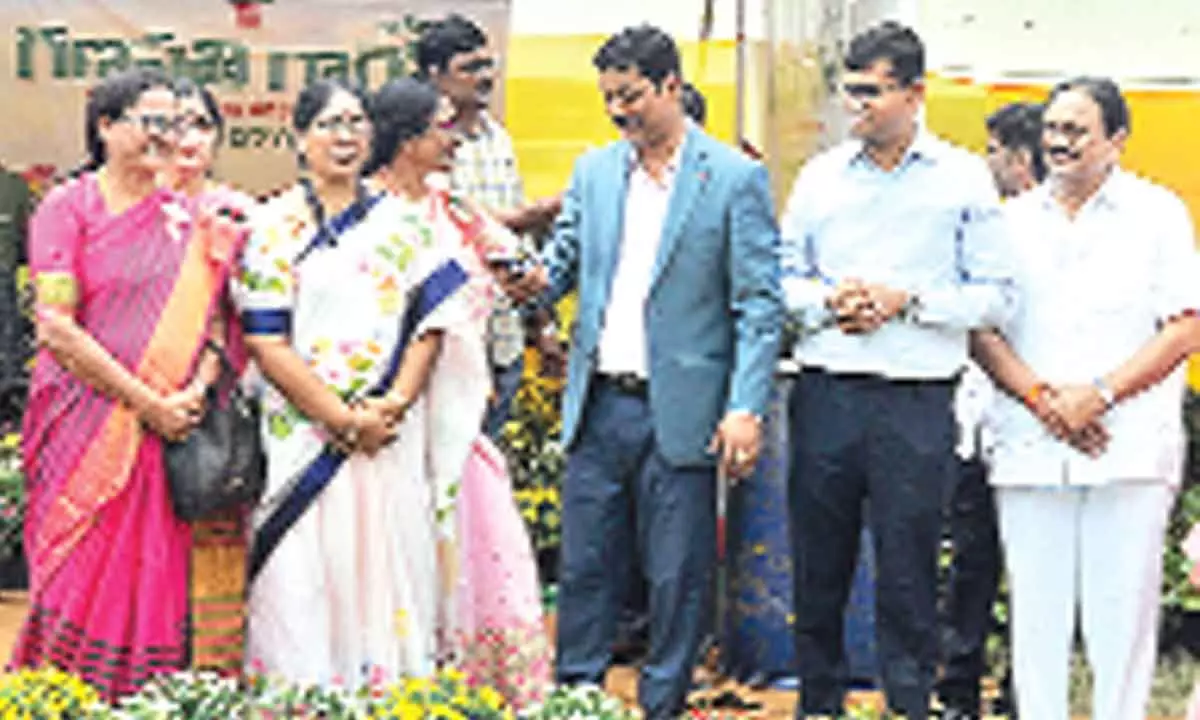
[611, 114, 644, 131]
[1047, 146, 1083, 161]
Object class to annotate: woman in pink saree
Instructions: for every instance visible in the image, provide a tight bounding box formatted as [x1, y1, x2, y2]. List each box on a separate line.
[11, 69, 247, 700]
[366, 77, 551, 708]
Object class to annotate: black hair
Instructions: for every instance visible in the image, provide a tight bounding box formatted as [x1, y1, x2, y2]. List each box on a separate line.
[174, 77, 225, 144]
[1048, 75, 1130, 138]
[681, 82, 707, 126]
[844, 20, 925, 87]
[292, 78, 370, 133]
[592, 24, 681, 88]
[986, 102, 1046, 181]
[414, 14, 488, 78]
[363, 77, 442, 175]
[83, 68, 173, 171]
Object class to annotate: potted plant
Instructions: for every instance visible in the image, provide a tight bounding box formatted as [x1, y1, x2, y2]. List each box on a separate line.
[1160, 392, 1200, 658]
[0, 432, 25, 590]
[499, 358, 566, 585]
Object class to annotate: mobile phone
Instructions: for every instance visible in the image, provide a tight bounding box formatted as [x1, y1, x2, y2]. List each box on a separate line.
[486, 254, 529, 277]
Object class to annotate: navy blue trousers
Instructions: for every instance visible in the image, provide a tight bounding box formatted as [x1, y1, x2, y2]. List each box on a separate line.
[555, 378, 716, 719]
[788, 369, 956, 719]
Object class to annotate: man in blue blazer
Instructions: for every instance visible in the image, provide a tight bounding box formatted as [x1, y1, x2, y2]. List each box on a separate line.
[504, 24, 783, 719]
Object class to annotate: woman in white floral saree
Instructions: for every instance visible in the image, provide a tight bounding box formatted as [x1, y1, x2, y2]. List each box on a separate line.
[239, 79, 470, 686]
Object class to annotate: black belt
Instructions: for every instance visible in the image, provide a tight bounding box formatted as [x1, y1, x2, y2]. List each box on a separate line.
[596, 372, 648, 397]
[800, 365, 957, 389]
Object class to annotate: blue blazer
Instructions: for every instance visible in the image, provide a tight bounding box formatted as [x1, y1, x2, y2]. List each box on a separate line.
[542, 125, 783, 467]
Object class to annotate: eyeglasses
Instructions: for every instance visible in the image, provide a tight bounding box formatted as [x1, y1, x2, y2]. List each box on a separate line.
[453, 56, 495, 75]
[1043, 120, 1090, 143]
[312, 114, 370, 135]
[180, 114, 217, 133]
[603, 83, 653, 109]
[839, 81, 905, 100]
[118, 113, 183, 135]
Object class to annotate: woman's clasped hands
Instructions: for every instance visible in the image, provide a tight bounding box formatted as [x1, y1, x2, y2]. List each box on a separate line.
[333, 395, 410, 457]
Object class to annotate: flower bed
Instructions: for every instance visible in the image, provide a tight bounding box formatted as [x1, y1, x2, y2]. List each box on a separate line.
[0, 666, 650, 719]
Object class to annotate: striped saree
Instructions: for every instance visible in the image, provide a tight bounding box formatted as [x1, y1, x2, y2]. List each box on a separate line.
[12, 174, 243, 700]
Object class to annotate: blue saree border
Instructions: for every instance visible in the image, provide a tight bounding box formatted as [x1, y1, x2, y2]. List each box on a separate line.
[249, 257, 469, 581]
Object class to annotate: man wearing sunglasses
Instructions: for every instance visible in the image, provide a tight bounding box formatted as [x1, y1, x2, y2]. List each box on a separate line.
[501, 23, 782, 719]
[416, 14, 565, 437]
[778, 21, 1015, 719]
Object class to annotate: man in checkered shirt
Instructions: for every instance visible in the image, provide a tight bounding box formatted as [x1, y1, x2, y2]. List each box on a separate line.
[417, 14, 564, 437]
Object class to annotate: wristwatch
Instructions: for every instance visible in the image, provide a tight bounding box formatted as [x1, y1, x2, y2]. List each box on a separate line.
[1093, 377, 1117, 408]
[898, 293, 922, 323]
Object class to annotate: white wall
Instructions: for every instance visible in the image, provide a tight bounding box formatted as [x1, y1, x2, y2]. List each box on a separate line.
[510, 0, 768, 39]
[920, 0, 1200, 85]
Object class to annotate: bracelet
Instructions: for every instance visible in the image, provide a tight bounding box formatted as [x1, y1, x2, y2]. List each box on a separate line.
[1023, 382, 1049, 408]
[386, 390, 412, 420]
[336, 406, 361, 448]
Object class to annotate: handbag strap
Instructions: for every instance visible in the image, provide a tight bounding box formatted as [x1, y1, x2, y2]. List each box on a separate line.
[200, 339, 243, 399]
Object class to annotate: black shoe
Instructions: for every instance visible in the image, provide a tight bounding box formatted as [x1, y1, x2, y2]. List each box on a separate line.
[940, 707, 979, 720]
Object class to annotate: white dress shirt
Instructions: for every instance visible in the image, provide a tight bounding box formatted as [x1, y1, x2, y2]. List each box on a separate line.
[780, 131, 1016, 380]
[989, 169, 1200, 487]
[597, 152, 679, 377]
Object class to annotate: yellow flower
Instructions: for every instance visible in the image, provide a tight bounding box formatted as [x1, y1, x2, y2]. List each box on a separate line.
[478, 685, 505, 709]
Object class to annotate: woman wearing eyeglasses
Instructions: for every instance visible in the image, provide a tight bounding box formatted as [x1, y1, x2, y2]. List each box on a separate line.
[11, 68, 248, 700]
[240, 78, 470, 687]
[365, 77, 551, 707]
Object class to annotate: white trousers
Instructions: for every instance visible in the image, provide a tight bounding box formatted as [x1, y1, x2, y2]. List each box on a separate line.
[996, 481, 1174, 720]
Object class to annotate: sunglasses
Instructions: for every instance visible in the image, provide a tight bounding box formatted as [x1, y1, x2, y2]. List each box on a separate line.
[312, 114, 370, 135]
[839, 81, 904, 100]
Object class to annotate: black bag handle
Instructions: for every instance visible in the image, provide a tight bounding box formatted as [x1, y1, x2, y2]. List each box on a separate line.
[199, 339, 245, 401]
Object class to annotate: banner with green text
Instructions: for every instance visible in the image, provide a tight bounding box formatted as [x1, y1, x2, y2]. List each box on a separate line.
[1, 0, 511, 196]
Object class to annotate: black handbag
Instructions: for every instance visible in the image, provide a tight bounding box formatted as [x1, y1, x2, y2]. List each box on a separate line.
[164, 340, 266, 521]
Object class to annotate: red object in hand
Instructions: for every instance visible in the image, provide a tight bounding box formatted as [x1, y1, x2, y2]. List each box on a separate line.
[233, 2, 262, 30]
